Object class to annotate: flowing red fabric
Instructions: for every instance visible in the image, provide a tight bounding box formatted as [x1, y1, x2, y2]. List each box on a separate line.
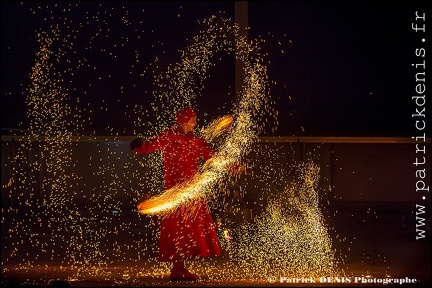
[133, 126, 221, 261]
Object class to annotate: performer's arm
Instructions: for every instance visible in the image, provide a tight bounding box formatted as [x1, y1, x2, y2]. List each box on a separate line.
[200, 140, 214, 161]
[198, 138, 247, 175]
[130, 131, 169, 155]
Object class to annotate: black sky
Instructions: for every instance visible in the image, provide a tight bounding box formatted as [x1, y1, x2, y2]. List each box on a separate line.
[1, 1, 429, 137]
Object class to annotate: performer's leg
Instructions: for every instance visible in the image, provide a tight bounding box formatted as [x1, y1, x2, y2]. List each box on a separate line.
[170, 260, 198, 281]
[172, 260, 184, 270]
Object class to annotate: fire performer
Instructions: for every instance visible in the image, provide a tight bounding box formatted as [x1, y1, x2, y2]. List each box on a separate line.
[131, 106, 233, 281]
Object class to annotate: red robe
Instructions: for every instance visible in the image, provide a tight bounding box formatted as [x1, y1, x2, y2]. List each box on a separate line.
[134, 126, 221, 261]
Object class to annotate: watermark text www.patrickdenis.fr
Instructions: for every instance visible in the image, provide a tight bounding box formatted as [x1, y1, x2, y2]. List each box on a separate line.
[411, 10, 428, 241]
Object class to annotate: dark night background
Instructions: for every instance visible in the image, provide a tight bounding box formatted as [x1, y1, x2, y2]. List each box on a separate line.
[1, 1, 429, 137]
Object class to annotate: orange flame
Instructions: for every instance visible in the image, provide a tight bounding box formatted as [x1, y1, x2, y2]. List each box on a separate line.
[201, 114, 234, 142]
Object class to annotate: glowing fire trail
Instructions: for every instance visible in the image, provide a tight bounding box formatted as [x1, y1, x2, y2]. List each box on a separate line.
[137, 114, 234, 215]
[137, 60, 268, 217]
[135, 14, 270, 218]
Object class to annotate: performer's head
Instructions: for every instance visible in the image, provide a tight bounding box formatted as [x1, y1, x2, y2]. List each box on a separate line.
[176, 106, 197, 134]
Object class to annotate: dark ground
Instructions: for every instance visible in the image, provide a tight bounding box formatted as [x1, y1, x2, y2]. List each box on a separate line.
[1, 201, 430, 287]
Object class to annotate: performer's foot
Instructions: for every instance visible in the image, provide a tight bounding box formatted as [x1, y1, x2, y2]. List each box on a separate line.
[170, 267, 198, 281]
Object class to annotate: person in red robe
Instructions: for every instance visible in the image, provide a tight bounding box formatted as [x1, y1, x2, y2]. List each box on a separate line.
[130, 107, 221, 281]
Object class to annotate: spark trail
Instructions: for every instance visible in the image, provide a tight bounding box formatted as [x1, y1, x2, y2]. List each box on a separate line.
[136, 15, 270, 219]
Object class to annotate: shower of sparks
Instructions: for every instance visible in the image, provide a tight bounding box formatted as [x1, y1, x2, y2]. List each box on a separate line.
[216, 162, 342, 282]
[135, 15, 271, 219]
[0, 2, 345, 285]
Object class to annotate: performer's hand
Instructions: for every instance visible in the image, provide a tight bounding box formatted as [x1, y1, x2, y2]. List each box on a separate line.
[130, 137, 143, 150]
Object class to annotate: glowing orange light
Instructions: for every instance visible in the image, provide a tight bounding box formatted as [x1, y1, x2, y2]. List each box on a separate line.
[214, 115, 233, 131]
[137, 114, 237, 217]
[201, 114, 234, 142]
